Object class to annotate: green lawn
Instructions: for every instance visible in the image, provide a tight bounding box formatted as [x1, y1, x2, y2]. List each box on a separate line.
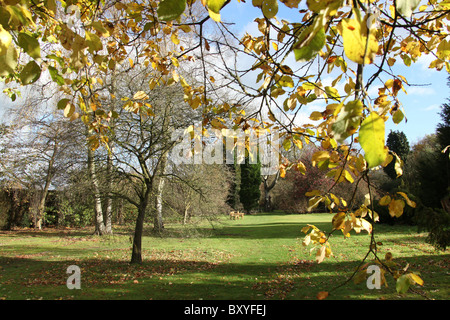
[0, 212, 448, 300]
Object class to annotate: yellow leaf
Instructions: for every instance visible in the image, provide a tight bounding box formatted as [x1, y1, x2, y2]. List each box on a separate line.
[307, 196, 323, 212]
[133, 91, 149, 100]
[332, 212, 346, 230]
[316, 245, 326, 263]
[294, 161, 306, 174]
[309, 111, 323, 121]
[129, 58, 134, 68]
[0, 25, 12, 56]
[208, 8, 221, 21]
[388, 199, 405, 218]
[359, 112, 388, 168]
[397, 192, 416, 208]
[171, 32, 180, 45]
[301, 226, 311, 234]
[338, 13, 379, 64]
[311, 150, 330, 165]
[379, 195, 391, 206]
[64, 103, 75, 118]
[305, 190, 321, 197]
[302, 234, 311, 246]
[408, 273, 424, 286]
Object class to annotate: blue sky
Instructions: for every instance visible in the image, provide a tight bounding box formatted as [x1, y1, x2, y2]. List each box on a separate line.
[220, 1, 449, 146]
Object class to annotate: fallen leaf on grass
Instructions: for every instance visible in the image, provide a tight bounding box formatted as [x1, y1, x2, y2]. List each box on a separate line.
[317, 291, 329, 300]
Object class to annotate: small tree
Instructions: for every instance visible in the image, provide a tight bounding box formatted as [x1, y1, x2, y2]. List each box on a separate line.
[384, 131, 410, 180]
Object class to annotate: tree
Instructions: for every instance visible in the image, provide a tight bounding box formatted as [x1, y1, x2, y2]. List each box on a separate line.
[384, 130, 410, 180]
[436, 90, 450, 197]
[239, 155, 261, 214]
[0, 95, 84, 229]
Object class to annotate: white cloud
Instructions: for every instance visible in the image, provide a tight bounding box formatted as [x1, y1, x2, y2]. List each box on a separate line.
[424, 104, 440, 111]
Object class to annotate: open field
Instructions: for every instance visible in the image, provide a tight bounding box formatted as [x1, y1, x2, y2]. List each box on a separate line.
[0, 212, 448, 300]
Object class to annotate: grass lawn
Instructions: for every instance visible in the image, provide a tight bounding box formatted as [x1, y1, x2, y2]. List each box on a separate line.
[0, 212, 448, 300]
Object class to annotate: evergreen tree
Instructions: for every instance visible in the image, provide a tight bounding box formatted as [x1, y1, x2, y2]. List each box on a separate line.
[384, 130, 410, 180]
[239, 155, 261, 214]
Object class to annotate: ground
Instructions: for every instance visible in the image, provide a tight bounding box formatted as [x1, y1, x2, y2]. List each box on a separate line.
[0, 212, 448, 300]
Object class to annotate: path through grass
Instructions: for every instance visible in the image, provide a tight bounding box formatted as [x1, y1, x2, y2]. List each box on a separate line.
[0, 212, 448, 300]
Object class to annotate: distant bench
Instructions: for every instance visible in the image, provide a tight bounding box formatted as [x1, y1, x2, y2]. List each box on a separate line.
[229, 211, 244, 220]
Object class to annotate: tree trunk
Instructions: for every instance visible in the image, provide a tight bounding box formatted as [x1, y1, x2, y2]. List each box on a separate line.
[153, 151, 169, 233]
[262, 170, 280, 212]
[36, 140, 58, 229]
[130, 193, 149, 264]
[183, 200, 191, 225]
[104, 150, 113, 234]
[88, 145, 106, 236]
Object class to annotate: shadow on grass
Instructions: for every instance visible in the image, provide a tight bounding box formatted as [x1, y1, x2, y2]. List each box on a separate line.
[0, 250, 447, 300]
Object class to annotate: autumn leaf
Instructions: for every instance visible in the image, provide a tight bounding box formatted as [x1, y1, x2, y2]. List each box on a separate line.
[18, 32, 41, 59]
[261, 0, 278, 19]
[338, 13, 379, 64]
[359, 112, 388, 168]
[332, 212, 346, 230]
[396, 0, 421, 18]
[317, 291, 329, 300]
[0, 25, 12, 56]
[19, 60, 41, 85]
[397, 192, 416, 208]
[388, 199, 405, 218]
[133, 91, 149, 100]
[207, 0, 227, 13]
[293, 25, 325, 62]
[157, 0, 186, 21]
[379, 195, 391, 206]
[331, 100, 363, 143]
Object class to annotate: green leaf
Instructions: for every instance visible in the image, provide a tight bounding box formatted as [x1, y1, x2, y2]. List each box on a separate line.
[359, 112, 388, 168]
[396, 274, 411, 294]
[85, 31, 103, 53]
[293, 25, 325, 62]
[48, 66, 65, 86]
[19, 60, 41, 84]
[207, 0, 227, 13]
[262, 0, 278, 19]
[18, 32, 41, 59]
[331, 100, 363, 143]
[57, 98, 71, 110]
[396, 0, 421, 18]
[392, 109, 404, 124]
[157, 0, 186, 21]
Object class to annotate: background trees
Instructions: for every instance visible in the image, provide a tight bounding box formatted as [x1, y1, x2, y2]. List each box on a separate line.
[239, 155, 261, 214]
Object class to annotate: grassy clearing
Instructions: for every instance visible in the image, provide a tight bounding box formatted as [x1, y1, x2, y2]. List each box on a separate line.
[0, 212, 448, 300]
